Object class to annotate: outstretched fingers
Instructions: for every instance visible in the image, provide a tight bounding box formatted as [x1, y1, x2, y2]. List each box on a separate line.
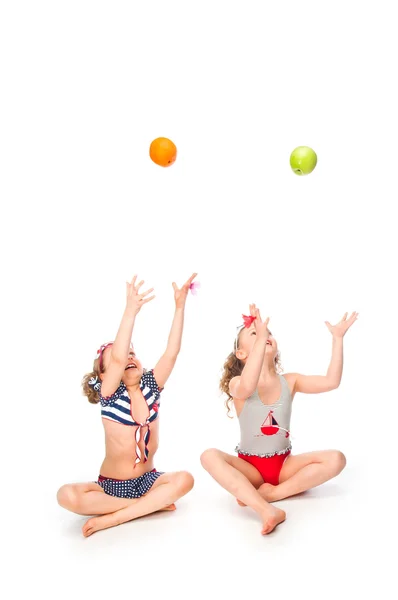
[135, 279, 145, 292]
[347, 311, 359, 326]
[141, 286, 154, 298]
[172, 272, 198, 293]
[325, 311, 359, 333]
[183, 272, 198, 291]
[250, 304, 261, 321]
[187, 272, 198, 286]
[140, 287, 155, 304]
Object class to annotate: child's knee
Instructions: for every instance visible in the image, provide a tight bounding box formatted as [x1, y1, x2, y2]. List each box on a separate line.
[330, 450, 346, 473]
[200, 448, 220, 471]
[57, 484, 79, 511]
[175, 471, 194, 494]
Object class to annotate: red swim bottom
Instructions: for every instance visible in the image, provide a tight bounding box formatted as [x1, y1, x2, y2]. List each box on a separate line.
[238, 451, 291, 485]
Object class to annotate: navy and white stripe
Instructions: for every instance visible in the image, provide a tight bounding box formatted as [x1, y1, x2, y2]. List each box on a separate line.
[99, 369, 161, 426]
[98, 369, 162, 466]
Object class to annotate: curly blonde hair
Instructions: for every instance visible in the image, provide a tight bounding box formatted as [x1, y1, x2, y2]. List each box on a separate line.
[220, 328, 282, 417]
[81, 356, 103, 404]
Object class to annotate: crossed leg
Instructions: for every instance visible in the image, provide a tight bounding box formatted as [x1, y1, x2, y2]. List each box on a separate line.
[200, 448, 286, 535]
[257, 450, 346, 502]
[57, 471, 194, 537]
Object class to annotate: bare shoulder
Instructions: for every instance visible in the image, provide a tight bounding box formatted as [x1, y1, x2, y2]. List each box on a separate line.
[229, 376, 241, 396]
[229, 376, 245, 416]
[282, 372, 298, 397]
[229, 376, 247, 416]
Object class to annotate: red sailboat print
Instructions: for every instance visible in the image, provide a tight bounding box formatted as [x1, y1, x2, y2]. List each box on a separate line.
[261, 410, 280, 436]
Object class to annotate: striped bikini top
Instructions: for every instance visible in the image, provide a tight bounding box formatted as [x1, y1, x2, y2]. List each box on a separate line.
[98, 369, 162, 466]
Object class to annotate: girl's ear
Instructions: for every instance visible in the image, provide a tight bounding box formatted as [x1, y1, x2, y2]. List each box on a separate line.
[236, 349, 246, 361]
[99, 373, 104, 381]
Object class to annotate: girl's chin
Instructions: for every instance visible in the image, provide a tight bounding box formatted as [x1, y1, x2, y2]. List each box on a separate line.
[123, 371, 142, 381]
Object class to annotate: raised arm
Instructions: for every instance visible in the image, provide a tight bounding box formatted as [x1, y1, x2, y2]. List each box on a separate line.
[230, 306, 270, 400]
[100, 276, 155, 397]
[291, 312, 358, 395]
[153, 273, 197, 390]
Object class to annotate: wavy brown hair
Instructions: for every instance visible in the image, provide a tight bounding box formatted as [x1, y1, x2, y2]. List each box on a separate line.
[81, 356, 103, 404]
[220, 329, 282, 417]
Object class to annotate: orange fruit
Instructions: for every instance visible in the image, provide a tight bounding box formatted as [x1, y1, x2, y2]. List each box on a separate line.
[149, 137, 177, 167]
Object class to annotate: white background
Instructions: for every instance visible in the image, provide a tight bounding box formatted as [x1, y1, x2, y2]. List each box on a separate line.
[1, 1, 397, 598]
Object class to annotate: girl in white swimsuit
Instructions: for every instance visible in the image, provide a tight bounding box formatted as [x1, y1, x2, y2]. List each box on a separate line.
[201, 304, 358, 535]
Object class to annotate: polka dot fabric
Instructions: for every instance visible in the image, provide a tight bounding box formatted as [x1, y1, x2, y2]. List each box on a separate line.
[97, 469, 163, 499]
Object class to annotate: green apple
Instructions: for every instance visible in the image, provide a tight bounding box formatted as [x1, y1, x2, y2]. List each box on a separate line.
[290, 146, 317, 176]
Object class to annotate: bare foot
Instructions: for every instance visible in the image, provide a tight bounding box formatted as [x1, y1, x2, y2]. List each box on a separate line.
[82, 504, 177, 537]
[158, 503, 176, 512]
[258, 482, 276, 502]
[82, 514, 118, 537]
[238, 483, 277, 506]
[83, 512, 126, 537]
[261, 506, 286, 535]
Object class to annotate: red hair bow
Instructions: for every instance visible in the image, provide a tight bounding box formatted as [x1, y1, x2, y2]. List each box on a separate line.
[242, 314, 256, 328]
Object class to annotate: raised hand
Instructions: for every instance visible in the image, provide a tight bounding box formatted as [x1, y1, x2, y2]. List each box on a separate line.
[126, 275, 155, 316]
[172, 272, 198, 308]
[325, 312, 358, 337]
[249, 303, 270, 339]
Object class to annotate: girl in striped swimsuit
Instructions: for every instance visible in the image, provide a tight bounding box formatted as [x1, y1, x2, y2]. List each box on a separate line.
[201, 304, 357, 535]
[57, 273, 197, 537]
